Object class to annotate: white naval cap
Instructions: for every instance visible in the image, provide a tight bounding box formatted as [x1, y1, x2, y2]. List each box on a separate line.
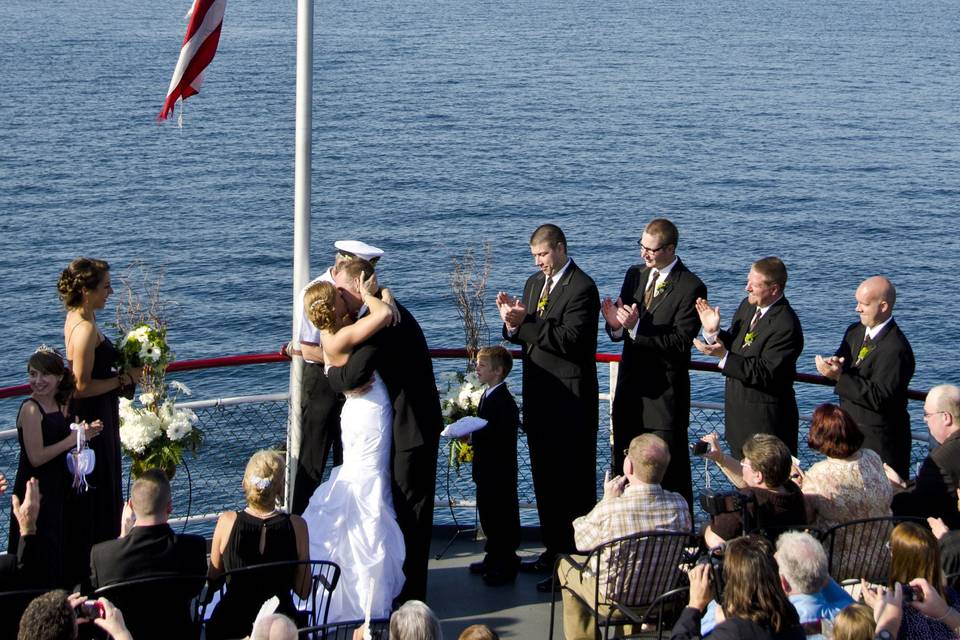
[334, 240, 385, 261]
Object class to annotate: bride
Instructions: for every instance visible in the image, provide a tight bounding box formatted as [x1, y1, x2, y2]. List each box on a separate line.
[302, 264, 405, 622]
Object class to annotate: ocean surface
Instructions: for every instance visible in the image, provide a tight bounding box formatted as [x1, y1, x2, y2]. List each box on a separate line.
[1, 0, 958, 422]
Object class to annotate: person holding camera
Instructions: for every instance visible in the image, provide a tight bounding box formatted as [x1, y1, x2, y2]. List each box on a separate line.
[700, 433, 807, 548]
[17, 590, 132, 640]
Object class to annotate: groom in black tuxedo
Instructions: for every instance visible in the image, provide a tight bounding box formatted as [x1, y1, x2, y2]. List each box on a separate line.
[603, 219, 706, 506]
[497, 224, 600, 591]
[815, 275, 915, 477]
[694, 257, 804, 458]
[324, 259, 444, 605]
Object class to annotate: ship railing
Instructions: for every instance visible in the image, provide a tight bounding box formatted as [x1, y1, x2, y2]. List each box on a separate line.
[0, 349, 930, 541]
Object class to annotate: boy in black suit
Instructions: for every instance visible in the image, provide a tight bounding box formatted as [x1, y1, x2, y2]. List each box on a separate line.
[469, 346, 521, 586]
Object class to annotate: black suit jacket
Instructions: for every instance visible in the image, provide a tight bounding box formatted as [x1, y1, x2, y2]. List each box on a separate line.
[504, 260, 600, 433]
[326, 302, 444, 452]
[88, 524, 206, 640]
[892, 431, 960, 529]
[718, 296, 804, 455]
[0, 534, 53, 591]
[607, 259, 706, 432]
[472, 383, 520, 484]
[832, 319, 915, 476]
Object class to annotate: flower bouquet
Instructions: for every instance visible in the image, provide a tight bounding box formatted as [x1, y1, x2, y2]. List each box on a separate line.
[116, 323, 172, 398]
[440, 371, 485, 471]
[119, 381, 202, 479]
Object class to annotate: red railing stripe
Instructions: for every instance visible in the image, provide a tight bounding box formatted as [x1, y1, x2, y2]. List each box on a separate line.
[0, 346, 928, 401]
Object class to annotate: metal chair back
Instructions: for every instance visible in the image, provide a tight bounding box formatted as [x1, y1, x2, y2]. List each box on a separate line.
[598, 530, 690, 607]
[297, 616, 390, 639]
[92, 573, 206, 640]
[820, 516, 922, 584]
[201, 559, 341, 628]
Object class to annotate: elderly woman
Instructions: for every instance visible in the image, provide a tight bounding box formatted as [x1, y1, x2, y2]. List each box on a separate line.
[205, 450, 310, 640]
[799, 403, 892, 530]
[671, 535, 804, 640]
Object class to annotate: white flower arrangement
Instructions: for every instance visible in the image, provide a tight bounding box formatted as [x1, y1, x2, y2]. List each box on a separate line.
[119, 380, 202, 475]
[440, 371, 484, 421]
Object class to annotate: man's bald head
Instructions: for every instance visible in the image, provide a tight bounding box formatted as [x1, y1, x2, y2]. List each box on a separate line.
[855, 275, 896, 328]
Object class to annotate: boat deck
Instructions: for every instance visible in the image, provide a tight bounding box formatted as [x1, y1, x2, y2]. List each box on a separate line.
[426, 526, 562, 639]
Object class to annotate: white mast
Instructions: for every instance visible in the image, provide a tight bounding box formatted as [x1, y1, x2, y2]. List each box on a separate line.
[286, 0, 313, 508]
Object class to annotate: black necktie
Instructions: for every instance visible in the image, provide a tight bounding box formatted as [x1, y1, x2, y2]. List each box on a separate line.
[749, 307, 762, 332]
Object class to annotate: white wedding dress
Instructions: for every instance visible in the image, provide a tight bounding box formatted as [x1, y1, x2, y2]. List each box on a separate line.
[304, 372, 406, 622]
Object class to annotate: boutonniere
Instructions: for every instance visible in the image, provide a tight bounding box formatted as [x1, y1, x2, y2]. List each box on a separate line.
[856, 344, 873, 365]
[654, 280, 671, 297]
[743, 332, 756, 347]
[537, 295, 549, 313]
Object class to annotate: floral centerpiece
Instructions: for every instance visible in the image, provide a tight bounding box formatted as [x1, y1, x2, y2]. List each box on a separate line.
[113, 263, 201, 479]
[440, 371, 484, 470]
[119, 380, 202, 479]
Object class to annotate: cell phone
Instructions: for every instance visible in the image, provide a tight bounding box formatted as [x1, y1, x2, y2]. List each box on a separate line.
[900, 583, 924, 603]
[690, 441, 709, 456]
[76, 600, 105, 620]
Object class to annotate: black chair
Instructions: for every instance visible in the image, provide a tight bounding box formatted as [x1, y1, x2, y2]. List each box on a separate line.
[819, 516, 922, 584]
[91, 573, 206, 640]
[548, 530, 694, 640]
[200, 559, 340, 631]
[297, 616, 390, 639]
[0, 588, 48, 639]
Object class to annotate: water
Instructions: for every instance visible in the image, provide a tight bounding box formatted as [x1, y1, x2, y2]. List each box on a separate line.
[1, 0, 958, 417]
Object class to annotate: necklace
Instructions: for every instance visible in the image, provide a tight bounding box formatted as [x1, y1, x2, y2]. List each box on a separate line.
[244, 506, 279, 518]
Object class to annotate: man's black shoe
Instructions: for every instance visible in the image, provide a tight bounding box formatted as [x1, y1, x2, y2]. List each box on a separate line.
[482, 568, 517, 586]
[536, 576, 560, 593]
[518, 554, 555, 574]
[468, 560, 487, 575]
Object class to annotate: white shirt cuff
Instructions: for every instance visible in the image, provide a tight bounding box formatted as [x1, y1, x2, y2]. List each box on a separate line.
[718, 353, 728, 369]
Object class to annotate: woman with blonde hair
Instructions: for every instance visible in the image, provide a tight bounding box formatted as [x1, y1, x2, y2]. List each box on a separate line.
[301, 259, 406, 622]
[59, 257, 141, 584]
[206, 449, 310, 640]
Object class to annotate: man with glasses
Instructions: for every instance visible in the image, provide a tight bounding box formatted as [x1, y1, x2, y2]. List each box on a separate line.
[890, 384, 960, 528]
[694, 257, 804, 458]
[813, 275, 915, 478]
[602, 218, 705, 506]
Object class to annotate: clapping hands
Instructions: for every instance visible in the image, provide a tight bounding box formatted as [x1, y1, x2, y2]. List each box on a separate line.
[601, 297, 639, 331]
[496, 292, 526, 331]
[814, 354, 843, 381]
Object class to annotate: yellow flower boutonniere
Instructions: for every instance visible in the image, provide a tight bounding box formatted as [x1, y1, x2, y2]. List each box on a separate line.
[743, 332, 756, 347]
[856, 345, 872, 364]
[655, 280, 671, 297]
[537, 295, 549, 313]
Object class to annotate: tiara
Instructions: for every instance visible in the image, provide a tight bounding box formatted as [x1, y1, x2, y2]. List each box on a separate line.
[309, 299, 325, 311]
[34, 344, 61, 356]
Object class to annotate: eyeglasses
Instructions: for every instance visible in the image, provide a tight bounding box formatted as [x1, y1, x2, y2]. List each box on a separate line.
[622, 448, 630, 458]
[740, 458, 753, 470]
[924, 410, 945, 419]
[637, 242, 667, 254]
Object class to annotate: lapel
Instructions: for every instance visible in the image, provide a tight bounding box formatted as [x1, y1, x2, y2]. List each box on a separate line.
[646, 260, 685, 314]
[854, 319, 895, 366]
[542, 261, 578, 317]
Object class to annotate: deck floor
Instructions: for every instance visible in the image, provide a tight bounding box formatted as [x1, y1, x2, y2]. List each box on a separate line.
[426, 526, 563, 639]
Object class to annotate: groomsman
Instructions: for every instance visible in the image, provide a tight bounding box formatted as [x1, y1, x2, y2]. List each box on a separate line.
[694, 257, 804, 458]
[602, 218, 705, 506]
[497, 224, 600, 592]
[815, 276, 915, 478]
[290, 240, 384, 515]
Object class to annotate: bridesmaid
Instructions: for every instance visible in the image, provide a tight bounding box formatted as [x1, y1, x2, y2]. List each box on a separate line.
[58, 258, 141, 585]
[9, 347, 101, 585]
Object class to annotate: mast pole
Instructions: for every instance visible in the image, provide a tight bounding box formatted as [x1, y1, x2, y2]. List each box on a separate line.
[286, 0, 313, 509]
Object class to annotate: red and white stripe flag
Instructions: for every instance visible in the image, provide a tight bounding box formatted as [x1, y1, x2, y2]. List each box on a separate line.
[158, 0, 227, 122]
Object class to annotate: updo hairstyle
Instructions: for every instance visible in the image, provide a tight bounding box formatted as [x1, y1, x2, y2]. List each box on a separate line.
[28, 349, 76, 406]
[305, 281, 341, 333]
[57, 258, 110, 309]
[243, 449, 285, 511]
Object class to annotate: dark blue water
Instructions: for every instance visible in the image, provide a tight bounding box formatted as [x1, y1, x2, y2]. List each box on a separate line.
[1, 0, 958, 423]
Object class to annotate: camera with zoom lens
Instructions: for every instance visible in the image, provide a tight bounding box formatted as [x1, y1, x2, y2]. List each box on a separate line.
[699, 489, 754, 516]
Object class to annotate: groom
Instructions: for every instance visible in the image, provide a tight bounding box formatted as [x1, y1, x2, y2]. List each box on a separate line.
[324, 259, 444, 604]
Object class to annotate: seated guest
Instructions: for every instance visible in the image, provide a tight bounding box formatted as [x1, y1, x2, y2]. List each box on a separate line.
[87, 469, 206, 640]
[671, 535, 804, 640]
[18, 590, 132, 640]
[884, 522, 960, 640]
[251, 613, 298, 640]
[701, 433, 807, 548]
[700, 533, 852, 636]
[889, 384, 960, 529]
[557, 434, 692, 640]
[799, 403, 892, 530]
[389, 600, 443, 640]
[206, 450, 310, 640]
[830, 604, 875, 640]
[2, 477, 56, 591]
[458, 624, 499, 640]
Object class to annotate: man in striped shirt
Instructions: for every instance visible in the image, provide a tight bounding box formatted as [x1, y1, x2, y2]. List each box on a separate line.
[557, 433, 692, 640]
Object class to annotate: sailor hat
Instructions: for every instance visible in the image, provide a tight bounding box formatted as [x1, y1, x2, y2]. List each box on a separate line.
[334, 240, 385, 262]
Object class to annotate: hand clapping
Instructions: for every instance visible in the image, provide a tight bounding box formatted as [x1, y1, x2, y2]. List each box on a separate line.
[814, 354, 843, 381]
[496, 291, 526, 330]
